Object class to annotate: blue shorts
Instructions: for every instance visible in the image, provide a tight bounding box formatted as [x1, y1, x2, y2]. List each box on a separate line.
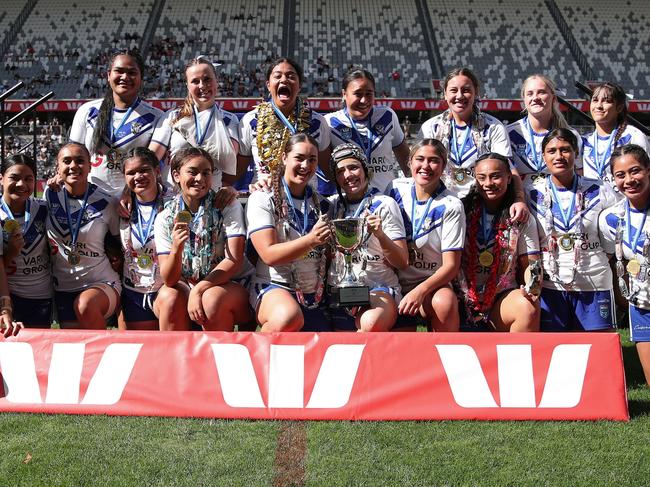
[10, 294, 52, 328]
[327, 286, 398, 331]
[122, 288, 158, 323]
[540, 288, 615, 332]
[629, 305, 650, 342]
[251, 281, 332, 332]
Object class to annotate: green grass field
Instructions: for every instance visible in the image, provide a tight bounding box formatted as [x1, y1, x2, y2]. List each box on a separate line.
[1, 330, 649, 486]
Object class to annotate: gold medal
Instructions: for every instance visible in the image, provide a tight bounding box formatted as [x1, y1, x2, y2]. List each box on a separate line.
[408, 241, 418, 264]
[3, 219, 19, 234]
[176, 210, 192, 224]
[454, 168, 467, 184]
[67, 250, 80, 266]
[627, 259, 641, 277]
[136, 254, 153, 269]
[478, 250, 494, 267]
[559, 234, 574, 251]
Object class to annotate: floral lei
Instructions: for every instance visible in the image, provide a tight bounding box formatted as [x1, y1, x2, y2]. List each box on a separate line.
[459, 195, 519, 321]
[164, 190, 224, 284]
[255, 98, 312, 175]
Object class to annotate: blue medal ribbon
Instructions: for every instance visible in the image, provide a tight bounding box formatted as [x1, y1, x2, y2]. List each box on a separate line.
[63, 186, 91, 249]
[525, 117, 546, 172]
[591, 128, 617, 177]
[135, 198, 157, 244]
[0, 197, 31, 233]
[450, 122, 472, 164]
[193, 104, 216, 146]
[343, 107, 376, 163]
[548, 176, 578, 230]
[480, 206, 494, 246]
[410, 184, 444, 241]
[271, 99, 300, 135]
[282, 178, 310, 234]
[109, 98, 139, 146]
[625, 200, 648, 254]
[339, 188, 377, 219]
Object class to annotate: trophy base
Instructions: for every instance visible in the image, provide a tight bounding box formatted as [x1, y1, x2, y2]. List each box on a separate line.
[329, 286, 370, 308]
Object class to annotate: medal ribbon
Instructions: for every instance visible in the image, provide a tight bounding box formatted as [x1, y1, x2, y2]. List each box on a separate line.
[549, 177, 578, 230]
[525, 117, 545, 172]
[271, 99, 300, 135]
[480, 206, 494, 246]
[450, 122, 472, 164]
[63, 186, 91, 250]
[591, 129, 617, 177]
[282, 178, 309, 234]
[193, 104, 216, 146]
[410, 184, 444, 241]
[0, 197, 30, 233]
[343, 107, 376, 162]
[625, 200, 648, 254]
[136, 199, 157, 244]
[109, 98, 139, 145]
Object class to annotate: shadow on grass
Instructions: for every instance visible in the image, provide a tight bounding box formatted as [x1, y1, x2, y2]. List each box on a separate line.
[622, 341, 647, 388]
[628, 399, 650, 418]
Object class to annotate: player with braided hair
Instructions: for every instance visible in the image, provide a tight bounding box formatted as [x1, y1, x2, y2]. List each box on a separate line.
[583, 82, 650, 191]
[457, 153, 540, 332]
[69, 49, 163, 194]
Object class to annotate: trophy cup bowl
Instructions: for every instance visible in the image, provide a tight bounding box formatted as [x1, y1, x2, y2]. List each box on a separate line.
[330, 218, 370, 308]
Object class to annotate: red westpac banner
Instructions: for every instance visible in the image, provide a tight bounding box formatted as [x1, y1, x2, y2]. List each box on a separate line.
[0, 331, 628, 421]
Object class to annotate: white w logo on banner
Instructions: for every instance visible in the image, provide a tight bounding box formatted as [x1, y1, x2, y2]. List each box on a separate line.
[436, 344, 591, 408]
[211, 344, 365, 408]
[0, 343, 142, 405]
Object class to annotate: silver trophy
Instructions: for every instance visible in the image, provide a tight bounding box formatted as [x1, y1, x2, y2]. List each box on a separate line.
[329, 218, 370, 308]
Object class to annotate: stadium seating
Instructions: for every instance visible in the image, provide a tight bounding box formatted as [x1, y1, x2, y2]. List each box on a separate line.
[0, 0, 25, 45]
[556, 0, 650, 98]
[295, 0, 432, 97]
[426, 0, 584, 98]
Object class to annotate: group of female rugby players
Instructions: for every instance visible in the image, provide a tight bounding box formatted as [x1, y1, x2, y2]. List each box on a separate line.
[2, 49, 650, 382]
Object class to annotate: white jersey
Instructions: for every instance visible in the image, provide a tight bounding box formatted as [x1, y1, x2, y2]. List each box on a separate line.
[418, 111, 512, 198]
[600, 199, 650, 309]
[45, 184, 121, 292]
[326, 106, 405, 192]
[69, 98, 164, 193]
[582, 125, 650, 190]
[386, 178, 465, 291]
[239, 107, 330, 185]
[326, 190, 405, 294]
[1, 198, 51, 299]
[154, 197, 252, 281]
[246, 188, 330, 293]
[151, 105, 239, 190]
[507, 117, 583, 179]
[525, 175, 615, 291]
[465, 207, 540, 292]
[120, 195, 170, 293]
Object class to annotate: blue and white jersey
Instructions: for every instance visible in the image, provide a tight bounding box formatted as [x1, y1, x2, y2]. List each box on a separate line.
[467, 207, 539, 292]
[69, 98, 164, 193]
[508, 117, 583, 179]
[418, 112, 512, 198]
[151, 104, 239, 190]
[246, 188, 330, 293]
[525, 175, 615, 291]
[582, 125, 650, 190]
[326, 106, 405, 193]
[600, 198, 650, 308]
[386, 178, 465, 291]
[154, 197, 252, 282]
[45, 184, 121, 292]
[1, 198, 51, 299]
[327, 190, 405, 293]
[238, 107, 331, 193]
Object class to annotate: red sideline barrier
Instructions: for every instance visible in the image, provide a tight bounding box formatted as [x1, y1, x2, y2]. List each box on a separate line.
[0, 331, 628, 421]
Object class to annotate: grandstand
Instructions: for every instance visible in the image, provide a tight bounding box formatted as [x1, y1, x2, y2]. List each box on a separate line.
[0, 0, 648, 99]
